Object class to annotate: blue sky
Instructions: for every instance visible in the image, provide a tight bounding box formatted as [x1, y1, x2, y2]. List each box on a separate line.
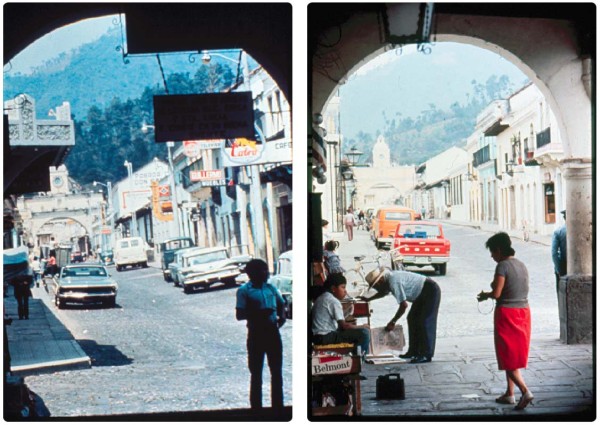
[5, 15, 116, 75]
[339, 42, 530, 139]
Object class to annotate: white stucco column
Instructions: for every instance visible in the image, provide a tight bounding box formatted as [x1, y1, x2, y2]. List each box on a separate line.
[561, 159, 593, 275]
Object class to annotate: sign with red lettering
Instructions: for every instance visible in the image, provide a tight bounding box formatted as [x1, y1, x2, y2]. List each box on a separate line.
[183, 141, 201, 158]
[190, 169, 224, 182]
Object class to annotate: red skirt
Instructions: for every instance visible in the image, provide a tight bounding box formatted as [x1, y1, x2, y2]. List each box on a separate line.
[494, 306, 531, 370]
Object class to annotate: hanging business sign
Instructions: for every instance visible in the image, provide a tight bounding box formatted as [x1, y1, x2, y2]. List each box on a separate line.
[153, 92, 254, 142]
[190, 169, 224, 182]
[221, 138, 292, 167]
[158, 184, 170, 198]
[183, 141, 201, 158]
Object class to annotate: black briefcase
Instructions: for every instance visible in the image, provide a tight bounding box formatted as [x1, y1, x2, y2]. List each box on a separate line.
[376, 373, 405, 400]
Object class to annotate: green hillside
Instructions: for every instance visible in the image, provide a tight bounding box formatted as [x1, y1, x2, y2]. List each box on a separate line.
[4, 27, 237, 186]
[345, 75, 518, 166]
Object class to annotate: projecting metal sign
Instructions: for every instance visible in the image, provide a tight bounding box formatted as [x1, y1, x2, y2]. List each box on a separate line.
[153, 92, 254, 142]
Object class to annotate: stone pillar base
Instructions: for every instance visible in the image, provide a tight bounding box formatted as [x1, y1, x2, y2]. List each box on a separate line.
[558, 274, 593, 344]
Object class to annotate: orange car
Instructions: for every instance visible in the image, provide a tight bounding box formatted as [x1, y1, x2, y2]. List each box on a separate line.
[370, 206, 418, 249]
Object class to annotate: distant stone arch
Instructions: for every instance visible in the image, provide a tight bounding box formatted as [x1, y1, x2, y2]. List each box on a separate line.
[29, 212, 94, 246]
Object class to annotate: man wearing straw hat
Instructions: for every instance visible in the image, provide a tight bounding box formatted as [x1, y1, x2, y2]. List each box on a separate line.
[360, 268, 441, 364]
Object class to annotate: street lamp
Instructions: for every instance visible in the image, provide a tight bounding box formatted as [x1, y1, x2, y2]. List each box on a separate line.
[345, 147, 364, 166]
[123, 160, 137, 237]
[141, 124, 181, 237]
[201, 49, 250, 89]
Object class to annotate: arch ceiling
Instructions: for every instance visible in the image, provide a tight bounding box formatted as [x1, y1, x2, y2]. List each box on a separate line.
[310, 3, 594, 114]
[3, 3, 292, 103]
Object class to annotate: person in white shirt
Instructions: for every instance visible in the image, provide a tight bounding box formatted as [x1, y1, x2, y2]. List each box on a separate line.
[343, 208, 356, 241]
[311, 274, 370, 354]
[361, 268, 441, 364]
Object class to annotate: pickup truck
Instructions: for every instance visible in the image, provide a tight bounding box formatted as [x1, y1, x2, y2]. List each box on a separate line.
[390, 221, 450, 275]
[159, 237, 195, 281]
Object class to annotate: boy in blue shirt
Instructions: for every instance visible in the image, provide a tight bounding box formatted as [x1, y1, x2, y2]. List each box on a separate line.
[236, 259, 286, 410]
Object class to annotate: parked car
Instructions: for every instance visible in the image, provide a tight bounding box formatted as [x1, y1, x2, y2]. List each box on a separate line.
[269, 250, 293, 319]
[114, 237, 148, 271]
[178, 247, 252, 293]
[52, 264, 118, 309]
[390, 221, 451, 275]
[169, 247, 204, 287]
[371, 206, 419, 249]
[98, 249, 114, 266]
[159, 237, 195, 281]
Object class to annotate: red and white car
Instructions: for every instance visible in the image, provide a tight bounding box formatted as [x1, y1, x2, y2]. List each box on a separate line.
[390, 221, 451, 275]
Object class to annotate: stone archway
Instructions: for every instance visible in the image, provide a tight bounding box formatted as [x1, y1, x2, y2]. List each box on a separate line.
[311, 4, 593, 277]
[29, 213, 94, 247]
[310, 4, 593, 342]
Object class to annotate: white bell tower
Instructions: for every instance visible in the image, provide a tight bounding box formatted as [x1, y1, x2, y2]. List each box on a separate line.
[372, 135, 391, 168]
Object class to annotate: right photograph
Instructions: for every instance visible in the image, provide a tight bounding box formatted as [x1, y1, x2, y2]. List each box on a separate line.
[308, 3, 594, 420]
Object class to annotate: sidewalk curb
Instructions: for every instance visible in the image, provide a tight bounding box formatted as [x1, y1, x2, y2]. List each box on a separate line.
[438, 220, 551, 247]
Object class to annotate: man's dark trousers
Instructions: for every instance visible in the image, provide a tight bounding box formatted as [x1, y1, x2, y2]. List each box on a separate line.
[247, 324, 283, 409]
[408, 278, 441, 359]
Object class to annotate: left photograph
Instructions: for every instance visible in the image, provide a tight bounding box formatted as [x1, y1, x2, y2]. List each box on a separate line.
[3, 3, 292, 421]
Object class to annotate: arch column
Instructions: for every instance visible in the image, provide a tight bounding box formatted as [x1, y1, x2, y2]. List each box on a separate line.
[561, 159, 593, 275]
[558, 158, 592, 344]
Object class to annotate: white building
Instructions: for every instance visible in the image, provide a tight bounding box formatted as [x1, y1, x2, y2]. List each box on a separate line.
[112, 159, 170, 243]
[409, 146, 470, 220]
[495, 83, 565, 236]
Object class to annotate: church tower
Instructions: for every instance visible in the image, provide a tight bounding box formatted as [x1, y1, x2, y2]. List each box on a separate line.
[372, 135, 391, 168]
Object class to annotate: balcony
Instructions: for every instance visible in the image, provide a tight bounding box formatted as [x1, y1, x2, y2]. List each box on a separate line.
[473, 145, 492, 168]
[536, 127, 551, 149]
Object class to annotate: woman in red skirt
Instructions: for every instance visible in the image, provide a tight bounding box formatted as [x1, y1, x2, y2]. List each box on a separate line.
[478, 232, 534, 410]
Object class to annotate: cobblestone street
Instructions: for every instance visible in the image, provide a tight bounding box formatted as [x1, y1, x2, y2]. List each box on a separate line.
[21, 267, 292, 417]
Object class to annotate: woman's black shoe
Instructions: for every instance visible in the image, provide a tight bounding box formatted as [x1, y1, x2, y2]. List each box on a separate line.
[399, 353, 415, 359]
[410, 356, 431, 364]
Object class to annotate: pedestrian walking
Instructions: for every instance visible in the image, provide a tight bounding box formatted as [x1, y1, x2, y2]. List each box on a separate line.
[357, 210, 365, 230]
[343, 208, 356, 241]
[323, 240, 345, 276]
[31, 256, 41, 287]
[12, 275, 33, 320]
[311, 273, 370, 355]
[361, 267, 441, 364]
[236, 259, 286, 410]
[551, 210, 567, 296]
[45, 252, 57, 277]
[477, 232, 533, 410]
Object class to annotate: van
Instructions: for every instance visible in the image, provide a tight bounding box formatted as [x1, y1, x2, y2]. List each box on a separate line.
[371, 206, 418, 249]
[114, 237, 148, 271]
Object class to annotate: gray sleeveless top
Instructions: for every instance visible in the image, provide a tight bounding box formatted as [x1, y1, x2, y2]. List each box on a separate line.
[494, 257, 529, 308]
